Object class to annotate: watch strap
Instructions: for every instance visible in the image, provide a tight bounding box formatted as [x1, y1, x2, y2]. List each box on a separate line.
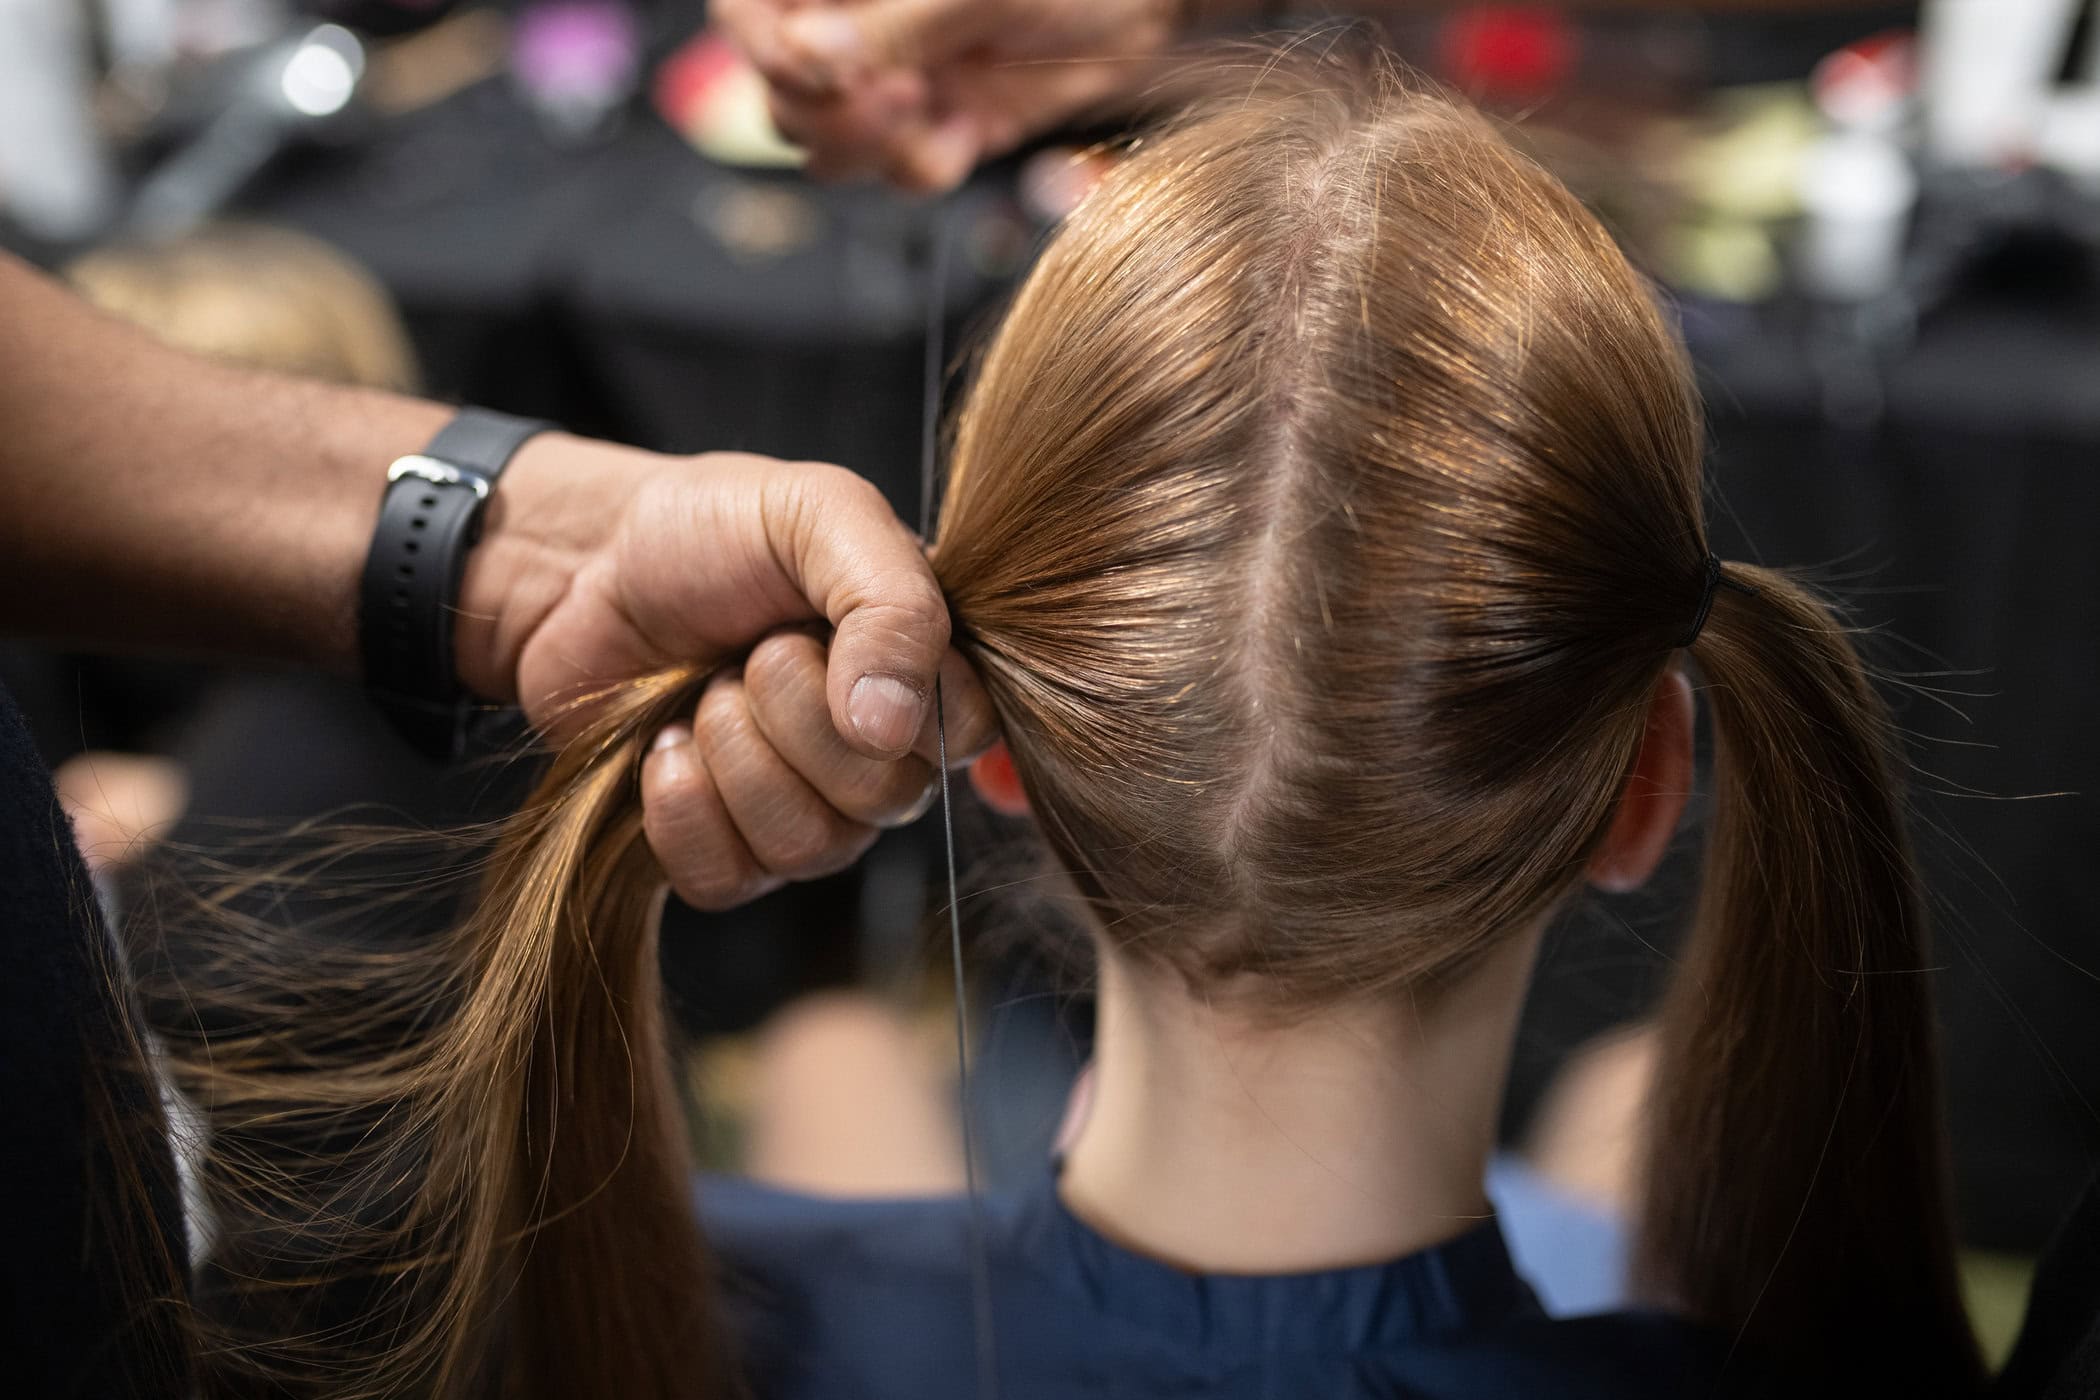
[424, 406, 550, 476]
[359, 407, 551, 762]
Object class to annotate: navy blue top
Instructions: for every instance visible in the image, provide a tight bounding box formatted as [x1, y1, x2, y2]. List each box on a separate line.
[700, 1170, 1727, 1399]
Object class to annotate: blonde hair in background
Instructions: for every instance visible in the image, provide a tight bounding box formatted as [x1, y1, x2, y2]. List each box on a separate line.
[129, 40, 1981, 1400]
[67, 223, 418, 391]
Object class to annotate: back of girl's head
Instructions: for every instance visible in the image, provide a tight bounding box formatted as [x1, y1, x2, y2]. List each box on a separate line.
[938, 50, 1981, 1394]
[941, 60, 1704, 994]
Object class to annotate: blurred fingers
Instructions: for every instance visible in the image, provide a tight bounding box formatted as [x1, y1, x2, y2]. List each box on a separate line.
[879, 112, 982, 194]
[769, 71, 932, 182]
[717, 0, 841, 98]
[781, 0, 996, 86]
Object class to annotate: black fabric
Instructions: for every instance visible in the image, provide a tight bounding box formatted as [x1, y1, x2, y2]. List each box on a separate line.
[0, 679, 188, 1399]
[1996, 1168, 2100, 1400]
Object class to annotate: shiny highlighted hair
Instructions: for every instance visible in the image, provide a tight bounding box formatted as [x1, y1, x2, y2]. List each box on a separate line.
[131, 45, 1979, 1400]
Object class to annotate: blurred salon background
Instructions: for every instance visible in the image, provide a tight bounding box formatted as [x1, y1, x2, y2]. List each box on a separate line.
[4, 0, 2096, 1365]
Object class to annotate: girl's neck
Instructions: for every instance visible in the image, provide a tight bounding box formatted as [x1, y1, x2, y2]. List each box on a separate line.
[1057, 932, 1538, 1276]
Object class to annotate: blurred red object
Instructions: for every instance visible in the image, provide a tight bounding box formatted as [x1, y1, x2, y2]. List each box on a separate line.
[653, 30, 739, 138]
[1440, 6, 1576, 102]
[1811, 31, 1917, 130]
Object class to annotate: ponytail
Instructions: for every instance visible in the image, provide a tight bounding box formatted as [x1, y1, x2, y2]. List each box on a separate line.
[1638, 565, 1982, 1394]
[133, 665, 724, 1399]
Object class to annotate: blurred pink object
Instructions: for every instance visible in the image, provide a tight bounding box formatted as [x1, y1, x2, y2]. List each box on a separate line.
[512, 0, 638, 138]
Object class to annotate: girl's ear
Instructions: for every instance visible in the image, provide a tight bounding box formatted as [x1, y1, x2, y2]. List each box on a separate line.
[1587, 668, 1695, 894]
[968, 740, 1030, 816]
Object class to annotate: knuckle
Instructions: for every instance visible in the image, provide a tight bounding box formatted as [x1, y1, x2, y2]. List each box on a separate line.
[856, 589, 950, 656]
[808, 466, 895, 527]
[692, 677, 755, 757]
[744, 630, 825, 705]
[833, 468, 890, 511]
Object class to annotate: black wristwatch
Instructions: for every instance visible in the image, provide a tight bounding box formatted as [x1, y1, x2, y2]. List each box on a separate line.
[358, 407, 551, 762]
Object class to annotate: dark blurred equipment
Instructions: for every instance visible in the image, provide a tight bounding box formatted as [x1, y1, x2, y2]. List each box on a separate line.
[307, 0, 465, 38]
[1762, 1, 2100, 424]
[127, 24, 370, 240]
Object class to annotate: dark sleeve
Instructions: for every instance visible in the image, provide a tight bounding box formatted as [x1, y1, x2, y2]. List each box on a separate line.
[1995, 1169, 2100, 1400]
[0, 682, 191, 1400]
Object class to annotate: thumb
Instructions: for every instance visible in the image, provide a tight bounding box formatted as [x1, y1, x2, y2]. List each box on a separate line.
[783, 0, 999, 81]
[766, 467, 951, 759]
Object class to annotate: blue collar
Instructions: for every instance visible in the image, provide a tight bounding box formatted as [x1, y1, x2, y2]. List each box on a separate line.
[999, 1166, 1544, 1359]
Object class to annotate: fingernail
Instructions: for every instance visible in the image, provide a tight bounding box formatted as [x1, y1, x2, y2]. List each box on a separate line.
[849, 674, 925, 754]
[652, 724, 692, 753]
[785, 11, 864, 76]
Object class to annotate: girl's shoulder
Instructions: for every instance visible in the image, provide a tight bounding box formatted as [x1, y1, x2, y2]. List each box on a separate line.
[698, 1174, 1738, 1400]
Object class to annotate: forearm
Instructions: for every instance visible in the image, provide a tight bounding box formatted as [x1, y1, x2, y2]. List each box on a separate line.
[0, 253, 633, 697]
[0, 253, 450, 672]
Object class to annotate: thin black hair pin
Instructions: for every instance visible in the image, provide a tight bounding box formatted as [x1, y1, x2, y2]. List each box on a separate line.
[920, 198, 1001, 1400]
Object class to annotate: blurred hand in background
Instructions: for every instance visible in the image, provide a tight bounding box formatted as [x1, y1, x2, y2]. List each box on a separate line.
[716, 0, 1186, 191]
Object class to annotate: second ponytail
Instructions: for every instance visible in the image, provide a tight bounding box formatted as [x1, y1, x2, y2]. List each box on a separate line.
[1638, 565, 1981, 1395]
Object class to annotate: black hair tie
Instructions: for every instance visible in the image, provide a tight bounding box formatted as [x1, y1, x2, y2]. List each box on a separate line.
[1678, 552, 1756, 649]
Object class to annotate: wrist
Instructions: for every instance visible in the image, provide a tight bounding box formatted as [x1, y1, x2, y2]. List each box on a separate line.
[453, 432, 648, 705]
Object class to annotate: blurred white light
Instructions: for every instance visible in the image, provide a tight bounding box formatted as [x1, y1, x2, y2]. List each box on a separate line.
[280, 35, 358, 118]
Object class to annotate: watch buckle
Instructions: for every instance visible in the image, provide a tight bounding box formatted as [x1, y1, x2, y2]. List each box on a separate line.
[388, 453, 493, 499]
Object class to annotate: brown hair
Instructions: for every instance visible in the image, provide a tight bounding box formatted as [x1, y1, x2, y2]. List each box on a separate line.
[934, 53, 1979, 1394]
[133, 672, 725, 1399]
[133, 46, 1978, 1400]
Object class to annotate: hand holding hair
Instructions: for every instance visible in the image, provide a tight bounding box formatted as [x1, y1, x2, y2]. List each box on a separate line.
[456, 436, 997, 908]
[715, 0, 1183, 192]
[0, 250, 993, 913]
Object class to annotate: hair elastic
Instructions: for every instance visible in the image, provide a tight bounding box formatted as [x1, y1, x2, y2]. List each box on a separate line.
[1678, 552, 1756, 649]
